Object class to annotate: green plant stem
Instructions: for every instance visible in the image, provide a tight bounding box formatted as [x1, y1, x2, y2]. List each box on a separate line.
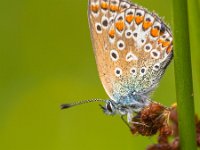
[172, 0, 197, 150]
[187, 0, 200, 113]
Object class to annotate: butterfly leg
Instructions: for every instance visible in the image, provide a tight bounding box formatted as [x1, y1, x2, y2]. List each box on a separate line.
[121, 115, 131, 129]
[127, 112, 150, 127]
[127, 112, 134, 123]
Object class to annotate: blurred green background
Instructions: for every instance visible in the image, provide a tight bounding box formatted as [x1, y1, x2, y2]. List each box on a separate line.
[0, 0, 199, 149]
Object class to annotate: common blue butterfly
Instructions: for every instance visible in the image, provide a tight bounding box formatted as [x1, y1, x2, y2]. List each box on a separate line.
[62, 0, 173, 130]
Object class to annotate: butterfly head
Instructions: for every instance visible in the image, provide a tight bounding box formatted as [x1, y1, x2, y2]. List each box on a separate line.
[100, 99, 137, 116]
[100, 100, 117, 115]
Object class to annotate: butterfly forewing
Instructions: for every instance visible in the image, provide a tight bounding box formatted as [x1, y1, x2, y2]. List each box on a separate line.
[88, 0, 173, 102]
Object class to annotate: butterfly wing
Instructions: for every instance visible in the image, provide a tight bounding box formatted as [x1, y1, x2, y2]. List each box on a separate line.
[88, 0, 173, 103]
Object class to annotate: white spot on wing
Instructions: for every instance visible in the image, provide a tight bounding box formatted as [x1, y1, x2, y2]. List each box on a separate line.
[109, 36, 115, 43]
[133, 24, 147, 48]
[125, 29, 132, 39]
[126, 52, 138, 62]
[95, 23, 102, 34]
[144, 43, 152, 52]
[140, 67, 147, 76]
[153, 63, 160, 71]
[117, 40, 125, 50]
[130, 67, 137, 76]
[101, 16, 109, 29]
[150, 49, 160, 59]
[114, 67, 122, 77]
[110, 50, 119, 62]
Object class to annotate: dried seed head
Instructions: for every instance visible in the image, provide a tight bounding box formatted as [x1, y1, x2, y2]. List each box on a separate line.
[130, 102, 170, 136]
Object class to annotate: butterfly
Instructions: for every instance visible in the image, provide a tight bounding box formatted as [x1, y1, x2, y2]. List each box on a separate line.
[61, 0, 173, 125]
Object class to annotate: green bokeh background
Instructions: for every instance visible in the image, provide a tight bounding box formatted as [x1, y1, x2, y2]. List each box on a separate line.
[0, 0, 199, 149]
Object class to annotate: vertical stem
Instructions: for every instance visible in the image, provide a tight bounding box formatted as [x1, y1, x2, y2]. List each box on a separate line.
[172, 0, 197, 150]
[187, 0, 200, 112]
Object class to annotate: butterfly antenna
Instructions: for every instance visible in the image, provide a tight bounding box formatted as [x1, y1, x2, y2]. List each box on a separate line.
[60, 99, 107, 109]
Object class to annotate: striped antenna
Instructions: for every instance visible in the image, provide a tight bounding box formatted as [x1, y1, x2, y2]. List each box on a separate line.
[60, 99, 107, 109]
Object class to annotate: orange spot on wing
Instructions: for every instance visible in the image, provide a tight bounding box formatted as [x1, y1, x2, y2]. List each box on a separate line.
[143, 21, 152, 30]
[110, 5, 118, 12]
[125, 15, 134, 23]
[135, 16, 144, 24]
[101, 2, 108, 10]
[162, 41, 170, 47]
[109, 29, 115, 38]
[158, 39, 164, 44]
[151, 28, 160, 37]
[91, 5, 99, 13]
[118, 7, 123, 12]
[166, 45, 173, 54]
[115, 21, 124, 31]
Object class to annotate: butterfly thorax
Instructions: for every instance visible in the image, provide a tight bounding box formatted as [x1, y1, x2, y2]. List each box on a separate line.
[102, 93, 151, 116]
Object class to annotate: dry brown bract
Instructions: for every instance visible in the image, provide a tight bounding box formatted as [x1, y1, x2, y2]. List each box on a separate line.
[130, 102, 171, 136]
[130, 103, 200, 150]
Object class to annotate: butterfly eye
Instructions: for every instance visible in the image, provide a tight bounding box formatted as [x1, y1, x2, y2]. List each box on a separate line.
[106, 102, 113, 112]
